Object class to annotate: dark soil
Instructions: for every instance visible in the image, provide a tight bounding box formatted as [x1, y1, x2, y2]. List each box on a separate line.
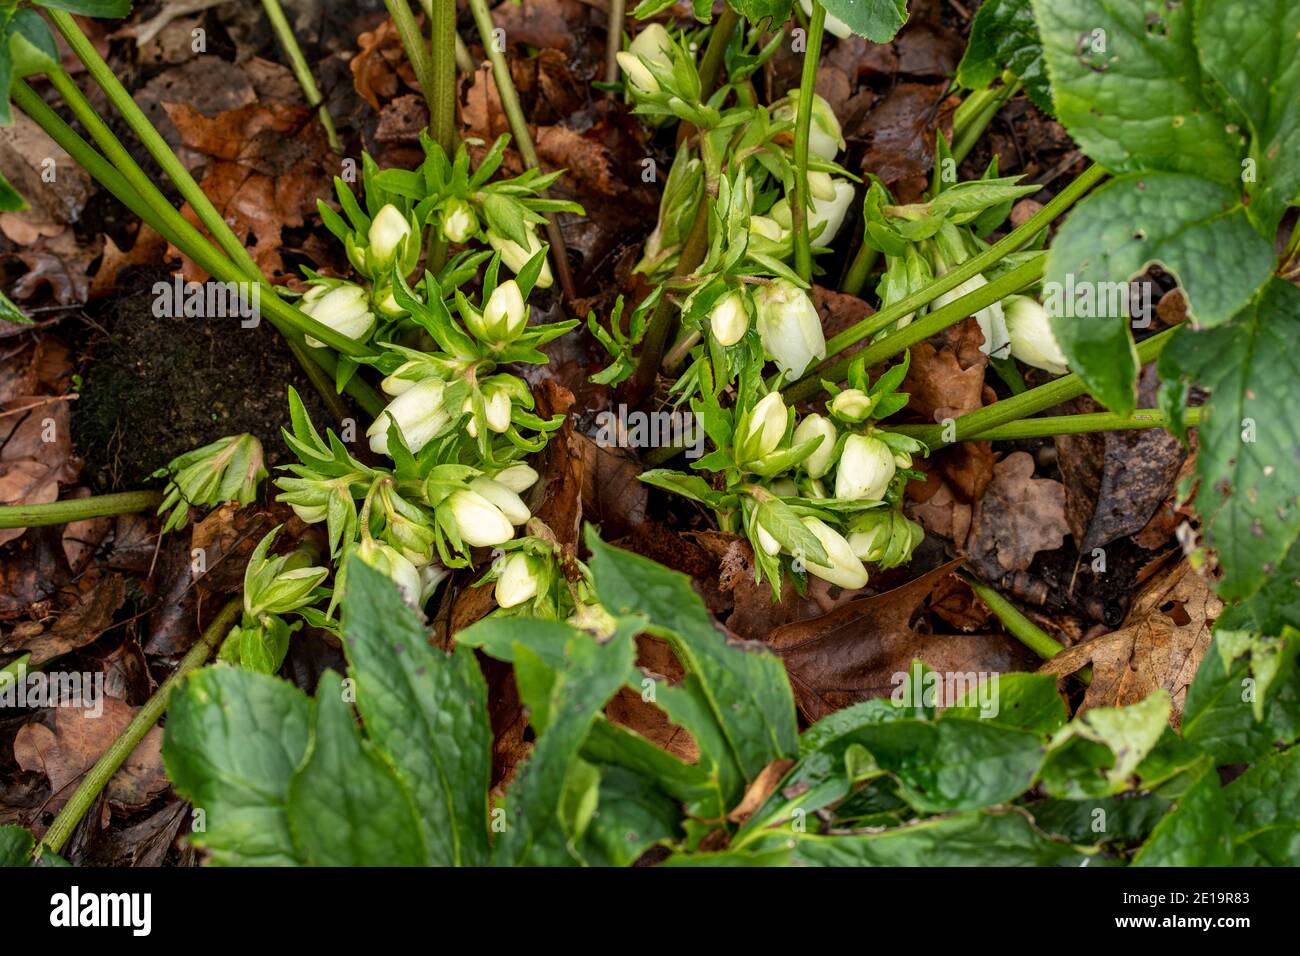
[72, 265, 333, 490]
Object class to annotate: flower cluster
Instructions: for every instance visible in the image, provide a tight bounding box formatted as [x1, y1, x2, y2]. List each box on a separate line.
[274, 250, 573, 618]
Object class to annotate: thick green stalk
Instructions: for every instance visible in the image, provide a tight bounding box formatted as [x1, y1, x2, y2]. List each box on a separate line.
[821, 162, 1106, 352]
[907, 327, 1179, 451]
[0, 490, 162, 529]
[429, 0, 458, 153]
[39, 598, 242, 857]
[384, 0, 438, 119]
[261, 0, 341, 152]
[15, 80, 382, 416]
[792, 2, 826, 282]
[892, 406, 1200, 444]
[785, 254, 1046, 402]
[959, 572, 1075, 666]
[50, 11, 263, 280]
[466, 0, 576, 300]
[949, 78, 1020, 167]
[839, 242, 878, 297]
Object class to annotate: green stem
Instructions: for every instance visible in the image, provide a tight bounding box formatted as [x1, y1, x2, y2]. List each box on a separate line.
[893, 406, 1200, 444]
[949, 78, 1020, 167]
[959, 572, 1078, 669]
[384, 0, 438, 118]
[0, 490, 162, 529]
[261, 0, 341, 152]
[811, 162, 1106, 373]
[50, 11, 262, 280]
[911, 327, 1179, 451]
[605, 0, 625, 87]
[14, 80, 383, 416]
[792, 1, 826, 283]
[466, 0, 576, 300]
[429, 0, 458, 153]
[839, 242, 878, 297]
[785, 253, 1046, 403]
[39, 598, 242, 857]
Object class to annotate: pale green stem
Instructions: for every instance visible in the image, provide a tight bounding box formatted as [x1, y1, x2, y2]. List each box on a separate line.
[792, 1, 826, 283]
[0, 490, 163, 529]
[261, 0, 342, 152]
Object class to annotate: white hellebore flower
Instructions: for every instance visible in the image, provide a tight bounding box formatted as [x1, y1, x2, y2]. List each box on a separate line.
[800, 516, 869, 590]
[710, 289, 750, 346]
[492, 463, 540, 494]
[755, 522, 782, 557]
[301, 283, 375, 348]
[835, 433, 896, 501]
[932, 272, 1011, 360]
[829, 387, 874, 422]
[368, 203, 413, 270]
[774, 90, 846, 161]
[810, 180, 856, 245]
[441, 197, 478, 243]
[800, 0, 852, 38]
[446, 489, 515, 547]
[469, 476, 530, 525]
[367, 378, 450, 456]
[753, 279, 826, 378]
[488, 227, 554, 289]
[464, 387, 513, 438]
[470, 279, 527, 345]
[616, 23, 673, 94]
[358, 538, 424, 607]
[738, 391, 788, 464]
[1005, 295, 1069, 375]
[496, 552, 542, 608]
[793, 413, 838, 479]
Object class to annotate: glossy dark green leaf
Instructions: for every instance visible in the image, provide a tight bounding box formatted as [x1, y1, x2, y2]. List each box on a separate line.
[1038, 691, 1171, 798]
[163, 667, 311, 866]
[943, 672, 1067, 736]
[577, 767, 682, 866]
[341, 558, 491, 866]
[1131, 765, 1233, 866]
[0, 825, 33, 866]
[956, 0, 1052, 113]
[286, 671, 426, 867]
[495, 634, 636, 866]
[1222, 744, 1300, 865]
[818, 0, 908, 42]
[585, 527, 799, 781]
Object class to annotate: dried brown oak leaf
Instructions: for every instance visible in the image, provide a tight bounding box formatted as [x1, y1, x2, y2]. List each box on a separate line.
[0, 570, 125, 666]
[14, 696, 168, 818]
[163, 101, 332, 280]
[1038, 560, 1219, 725]
[967, 451, 1070, 573]
[766, 559, 1036, 721]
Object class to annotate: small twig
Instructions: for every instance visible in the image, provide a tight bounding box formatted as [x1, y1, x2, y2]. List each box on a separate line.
[261, 0, 342, 152]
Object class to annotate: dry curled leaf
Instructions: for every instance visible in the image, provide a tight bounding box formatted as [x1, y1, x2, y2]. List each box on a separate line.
[967, 452, 1071, 574]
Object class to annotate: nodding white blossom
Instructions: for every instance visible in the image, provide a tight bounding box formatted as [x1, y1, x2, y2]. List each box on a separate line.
[753, 280, 826, 379]
[367, 378, 450, 456]
[800, 516, 868, 590]
[496, 552, 543, 608]
[301, 283, 375, 348]
[793, 413, 838, 479]
[835, 433, 896, 501]
[368, 204, 413, 269]
[616, 23, 673, 94]
[487, 227, 554, 289]
[709, 289, 751, 347]
[446, 489, 515, 547]
[1005, 295, 1069, 375]
[737, 392, 789, 465]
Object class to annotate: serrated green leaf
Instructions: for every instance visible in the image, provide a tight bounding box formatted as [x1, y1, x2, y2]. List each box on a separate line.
[341, 558, 491, 866]
[957, 0, 1053, 114]
[287, 670, 426, 866]
[819, 0, 908, 42]
[1221, 744, 1300, 865]
[495, 634, 636, 866]
[585, 528, 799, 781]
[1032, 0, 1242, 183]
[1195, 0, 1300, 235]
[1131, 763, 1233, 866]
[163, 667, 312, 866]
[1158, 279, 1300, 600]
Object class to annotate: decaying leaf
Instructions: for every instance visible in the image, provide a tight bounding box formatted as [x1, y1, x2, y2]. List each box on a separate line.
[967, 451, 1071, 574]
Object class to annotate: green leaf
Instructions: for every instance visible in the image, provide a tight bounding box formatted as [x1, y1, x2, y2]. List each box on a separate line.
[1131, 764, 1233, 866]
[1158, 279, 1300, 600]
[772, 809, 1092, 865]
[577, 766, 682, 866]
[32, 0, 133, 17]
[755, 497, 828, 565]
[163, 667, 312, 866]
[495, 634, 636, 866]
[835, 718, 1045, 812]
[1027, 794, 1171, 846]
[0, 168, 25, 212]
[1038, 691, 1171, 798]
[957, 0, 1052, 113]
[286, 670, 426, 867]
[585, 527, 799, 781]
[1195, 0, 1300, 235]
[818, 0, 908, 43]
[637, 469, 729, 507]
[1181, 629, 1300, 764]
[943, 672, 1068, 736]
[457, 614, 584, 671]
[1221, 744, 1300, 865]
[725, 0, 794, 25]
[0, 825, 33, 866]
[341, 558, 491, 866]
[0, 288, 30, 325]
[1031, 0, 1243, 183]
